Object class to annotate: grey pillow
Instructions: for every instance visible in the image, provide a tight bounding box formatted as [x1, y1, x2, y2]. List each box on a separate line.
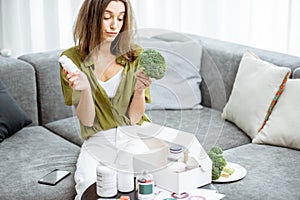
[138, 37, 202, 110]
[0, 80, 32, 142]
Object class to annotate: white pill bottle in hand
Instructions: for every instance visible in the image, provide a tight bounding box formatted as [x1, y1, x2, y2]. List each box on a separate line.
[58, 55, 78, 74]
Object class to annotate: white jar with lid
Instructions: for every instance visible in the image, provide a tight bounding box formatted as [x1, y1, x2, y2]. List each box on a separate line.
[116, 150, 135, 193]
[117, 168, 134, 193]
[96, 164, 117, 197]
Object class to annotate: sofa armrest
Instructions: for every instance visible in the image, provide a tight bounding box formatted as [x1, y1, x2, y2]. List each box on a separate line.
[292, 67, 300, 79]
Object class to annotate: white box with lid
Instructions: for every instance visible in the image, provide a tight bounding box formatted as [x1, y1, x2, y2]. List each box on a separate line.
[124, 122, 212, 194]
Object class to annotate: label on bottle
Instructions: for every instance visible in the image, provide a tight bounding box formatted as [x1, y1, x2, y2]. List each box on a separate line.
[137, 176, 154, 200]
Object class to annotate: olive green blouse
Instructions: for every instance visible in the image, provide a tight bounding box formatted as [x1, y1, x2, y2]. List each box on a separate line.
[60, 47, 151, 140]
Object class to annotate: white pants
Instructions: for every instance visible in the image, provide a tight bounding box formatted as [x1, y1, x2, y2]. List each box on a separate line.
[74, 126, 150, 200]
[74, 142, 99, 200]
[74, 129, 118, 200]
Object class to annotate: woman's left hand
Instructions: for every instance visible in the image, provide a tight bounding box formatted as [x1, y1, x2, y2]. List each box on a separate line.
[135, 71, 152, 92]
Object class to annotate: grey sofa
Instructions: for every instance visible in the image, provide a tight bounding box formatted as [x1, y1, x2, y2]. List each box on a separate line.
[1, 32, 300, 200]
[0, 52, 79, 199]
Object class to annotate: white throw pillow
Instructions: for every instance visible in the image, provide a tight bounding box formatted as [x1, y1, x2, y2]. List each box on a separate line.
[253, 79, 300, 150]
[221, 51, 291, 139]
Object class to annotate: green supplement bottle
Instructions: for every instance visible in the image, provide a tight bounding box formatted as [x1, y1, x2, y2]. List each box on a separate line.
[136, 171, 154, 200]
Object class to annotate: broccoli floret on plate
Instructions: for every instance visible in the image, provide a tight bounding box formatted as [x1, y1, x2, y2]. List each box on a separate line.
[223, 166, 235, 175]
[138, 49, 166, 79]
[208, 146, 227, 180]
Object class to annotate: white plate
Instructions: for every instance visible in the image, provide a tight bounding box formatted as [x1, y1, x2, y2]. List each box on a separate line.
[213, 162, 247, 183]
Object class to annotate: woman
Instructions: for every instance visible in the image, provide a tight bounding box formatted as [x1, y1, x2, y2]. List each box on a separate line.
[59, 0, 155, 198]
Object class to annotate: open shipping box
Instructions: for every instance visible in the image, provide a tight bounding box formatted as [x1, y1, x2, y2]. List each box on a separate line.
[119, 122, 212, 194]
[84, 122, 212, 194]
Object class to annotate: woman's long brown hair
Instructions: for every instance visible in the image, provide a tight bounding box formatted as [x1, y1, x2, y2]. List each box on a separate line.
[73, 0, 138, 61]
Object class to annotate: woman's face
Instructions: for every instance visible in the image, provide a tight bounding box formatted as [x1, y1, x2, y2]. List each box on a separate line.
[102, 1, 125, 42]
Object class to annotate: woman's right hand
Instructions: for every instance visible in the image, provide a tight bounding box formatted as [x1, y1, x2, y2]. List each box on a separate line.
[63, 68, 90, 91]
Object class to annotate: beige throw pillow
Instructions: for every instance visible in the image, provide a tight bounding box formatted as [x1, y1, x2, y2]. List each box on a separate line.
[221, 51, 291, 139]
[253, 79, 300, 150]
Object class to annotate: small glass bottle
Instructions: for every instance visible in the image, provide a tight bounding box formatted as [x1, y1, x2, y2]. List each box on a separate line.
[136, 171, 154, 200]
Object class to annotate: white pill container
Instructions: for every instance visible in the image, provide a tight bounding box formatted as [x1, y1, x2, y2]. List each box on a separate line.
[96, 165, 117, 197]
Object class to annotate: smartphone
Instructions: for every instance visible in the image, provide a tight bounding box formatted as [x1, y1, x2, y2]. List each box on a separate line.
[38, 169, 71, 186]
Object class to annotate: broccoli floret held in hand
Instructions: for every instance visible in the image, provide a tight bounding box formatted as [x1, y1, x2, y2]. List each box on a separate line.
[208, 146, 227, 180]
[138, 49, 166, 79]
[209, 146, 223, 155]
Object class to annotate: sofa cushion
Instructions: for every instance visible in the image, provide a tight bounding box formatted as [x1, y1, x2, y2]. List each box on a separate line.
[45, 116, 83, 146]
[214, 143, 300, 200]
[253, 79, 300, 150]
[0, 56, 38, 125]
[18, 50, 73, 125]
[137, 33, 202, 110]
[222, 51, 291, 139]
[0, 80, 32, 142]
[0, 126, 79, 199]
[146, 106, 250, 151]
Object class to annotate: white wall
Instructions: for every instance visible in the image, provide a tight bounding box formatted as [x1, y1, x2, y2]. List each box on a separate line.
[131, 0, 300, 57]
[0, 0, 83, 57]
[0, 0, 299, 57]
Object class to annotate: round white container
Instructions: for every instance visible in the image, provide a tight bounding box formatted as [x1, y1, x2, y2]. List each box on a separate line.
[117, 170, 134, 192]
[96, 165, 117, 197]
